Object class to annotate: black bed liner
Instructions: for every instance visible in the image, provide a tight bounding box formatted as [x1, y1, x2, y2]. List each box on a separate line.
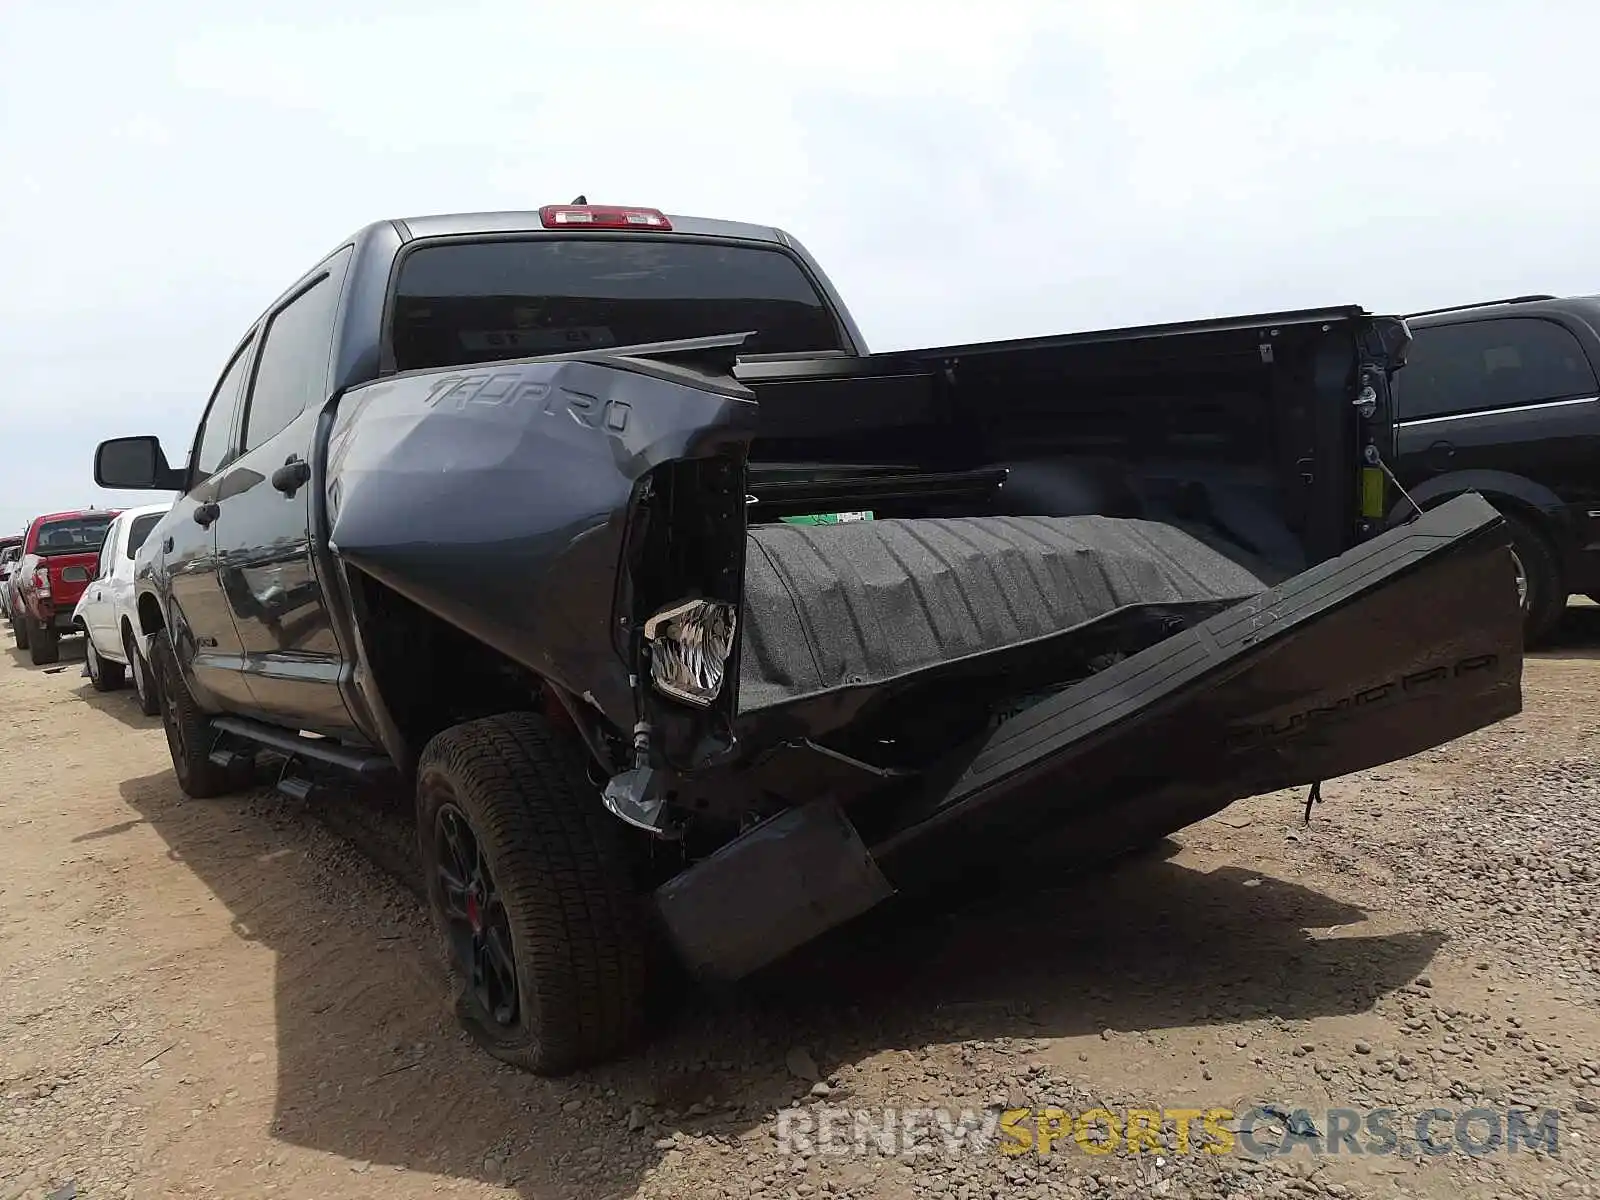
[738, 514, 1266, 713]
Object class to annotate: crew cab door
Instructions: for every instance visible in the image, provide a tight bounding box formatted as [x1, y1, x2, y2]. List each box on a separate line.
[162, 332, 258, 711]
[81, 515, 123, 656]
[210, 246, 358, 738]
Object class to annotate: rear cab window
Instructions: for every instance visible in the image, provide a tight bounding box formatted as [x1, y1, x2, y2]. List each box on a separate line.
[35, 515, 115, 557]
[1400, 317, 1599, 420]
[389, 236, 845, 372]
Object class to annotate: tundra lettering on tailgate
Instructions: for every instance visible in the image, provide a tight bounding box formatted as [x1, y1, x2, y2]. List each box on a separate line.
[1225, 652, 1502, 751]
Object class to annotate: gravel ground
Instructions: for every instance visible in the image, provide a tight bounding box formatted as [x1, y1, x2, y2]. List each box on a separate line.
[1, 608, 1597, 1200]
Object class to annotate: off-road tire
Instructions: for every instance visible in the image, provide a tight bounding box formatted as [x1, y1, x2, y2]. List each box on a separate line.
[85, 634, 126, 691]
[1502, 509, 1564, 646]
[417, 712, 650, 1075]
[124, 625, 160, 716]
[151, 631, 233, 799]
[28, 619, 59, 666]
[10, 615, 26, 650]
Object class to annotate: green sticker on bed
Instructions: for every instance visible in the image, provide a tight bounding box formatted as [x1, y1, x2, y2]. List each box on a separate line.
[780, 511, 875, 526]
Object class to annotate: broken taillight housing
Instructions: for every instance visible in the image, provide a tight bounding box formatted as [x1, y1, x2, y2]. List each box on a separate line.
[643, 599, 737, 708]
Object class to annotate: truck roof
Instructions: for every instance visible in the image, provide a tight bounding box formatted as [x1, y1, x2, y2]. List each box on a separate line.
[31, 509, 118, 526]
[388, 209, 794, 248]
[1407, 293, 1600, 329]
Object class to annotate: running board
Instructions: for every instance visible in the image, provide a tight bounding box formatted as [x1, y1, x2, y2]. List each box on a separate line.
[210, 716, 397, 779]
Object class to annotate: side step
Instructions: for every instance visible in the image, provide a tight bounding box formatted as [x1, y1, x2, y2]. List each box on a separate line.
[210, 716, 397, 780]
[274, 775, 317, 802]
[207, 746, 254, 772]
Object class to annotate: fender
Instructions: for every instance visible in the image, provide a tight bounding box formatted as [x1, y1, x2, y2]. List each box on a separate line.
[1386, 469, 1572, 534]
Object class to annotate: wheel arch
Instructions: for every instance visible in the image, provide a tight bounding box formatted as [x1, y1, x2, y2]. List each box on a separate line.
[1387, 470, 1571, 543]
[345, 568, 623, 780]
[136, 590, 166, 636]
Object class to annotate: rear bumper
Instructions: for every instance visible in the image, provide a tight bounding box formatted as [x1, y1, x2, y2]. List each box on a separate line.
[31, 606, 77, 632]
[655, 493, 1522, 979]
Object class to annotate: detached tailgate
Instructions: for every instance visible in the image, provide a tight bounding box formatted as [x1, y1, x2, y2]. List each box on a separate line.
[870, 492, 1522, 888]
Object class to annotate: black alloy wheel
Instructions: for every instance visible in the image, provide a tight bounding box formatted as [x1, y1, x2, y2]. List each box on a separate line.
[415, 712, 651, 1074]
[432, 799, 521, 1029]
[151, 630, 233, 799]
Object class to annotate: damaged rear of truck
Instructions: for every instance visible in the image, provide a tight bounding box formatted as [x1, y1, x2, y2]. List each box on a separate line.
[323, 224, 1522, 1072]
[100, 207, 1523, 1075]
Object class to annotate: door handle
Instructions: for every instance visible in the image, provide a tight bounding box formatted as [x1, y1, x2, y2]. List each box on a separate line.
[162, 537, 174, 553]
[271, 455, 311, 497]
[194, 502, 220, 528]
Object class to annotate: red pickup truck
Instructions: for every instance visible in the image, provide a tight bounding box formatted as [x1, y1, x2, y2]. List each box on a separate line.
[8, 509, 120, 665]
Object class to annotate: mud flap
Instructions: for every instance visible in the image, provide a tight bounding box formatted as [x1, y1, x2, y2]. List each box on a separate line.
[870, 492, 1523, 890]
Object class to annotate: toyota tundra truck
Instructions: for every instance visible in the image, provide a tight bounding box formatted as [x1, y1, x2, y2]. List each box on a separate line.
[93, 203, 1523, 1074]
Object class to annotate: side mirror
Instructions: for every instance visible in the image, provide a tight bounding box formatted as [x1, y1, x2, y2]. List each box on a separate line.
[95, 436, 184, 491]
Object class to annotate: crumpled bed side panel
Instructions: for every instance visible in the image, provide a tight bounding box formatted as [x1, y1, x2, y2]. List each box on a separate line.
[737, 515, 1264, 713]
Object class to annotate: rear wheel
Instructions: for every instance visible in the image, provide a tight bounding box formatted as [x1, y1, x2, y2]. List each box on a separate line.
[10, 616, 25, 649]
[1501, 510, 1564, 646]
[417, 712, 650, 1075]
[124, 625, 160, 716]
[151, 631, 234, 799]
[85, 634, 126, 691]
[28, 618, 59, 665]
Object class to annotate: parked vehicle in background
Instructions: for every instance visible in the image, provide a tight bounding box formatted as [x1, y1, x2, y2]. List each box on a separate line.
[3, 537, 23, 636]
[0, 539, 21, 591]
[1396, 294, 1600, 642]
[95, 204, 1523, 1075]
[69, 502, 170, 712]
[9, 509, 120, 664]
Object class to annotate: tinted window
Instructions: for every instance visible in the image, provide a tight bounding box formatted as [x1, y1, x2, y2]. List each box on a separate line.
[194, 338, 256, 483]
[243, 263, 347, 450]
[390, 237, 843, 371]
[1401, 318, 1599, 420]
[126, 513, 162, 558]
[36, 515, 115, 556]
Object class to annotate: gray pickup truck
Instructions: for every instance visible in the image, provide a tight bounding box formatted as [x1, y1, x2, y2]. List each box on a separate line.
[95, 203, 1523, 1074]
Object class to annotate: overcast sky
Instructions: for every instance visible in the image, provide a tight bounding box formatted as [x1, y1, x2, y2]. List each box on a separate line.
[2, 1, 1596, 531]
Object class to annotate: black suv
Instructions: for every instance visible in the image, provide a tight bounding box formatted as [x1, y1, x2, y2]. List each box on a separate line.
[1396, 294, 1600, 642]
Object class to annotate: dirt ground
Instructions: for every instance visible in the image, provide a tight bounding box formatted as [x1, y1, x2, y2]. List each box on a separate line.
[2, 612, 1597, 1200]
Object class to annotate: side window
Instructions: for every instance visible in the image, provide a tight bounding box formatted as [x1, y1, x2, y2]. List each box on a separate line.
[126, 514, 162, 559]
[241, 247, 352, 452]
[96, 522, 120, 579]
[193, 336, 257, 485]
[1400, 318, 1599, 420]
